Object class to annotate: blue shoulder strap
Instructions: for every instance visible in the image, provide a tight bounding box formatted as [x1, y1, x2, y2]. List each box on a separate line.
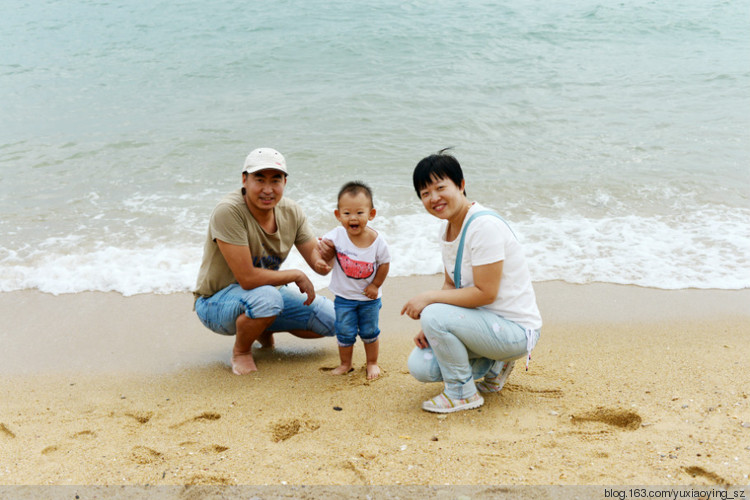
[454, 210, 517, 289]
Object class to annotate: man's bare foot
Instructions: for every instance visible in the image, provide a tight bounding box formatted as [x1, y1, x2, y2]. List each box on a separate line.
[331, 364, 353, 375]
[366, 363, 381, 380]
[258, 331, 275, 349]
[231, 352, 258, 375]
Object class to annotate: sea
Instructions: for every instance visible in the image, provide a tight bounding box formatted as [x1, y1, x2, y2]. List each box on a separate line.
[1, 0, 749, 295]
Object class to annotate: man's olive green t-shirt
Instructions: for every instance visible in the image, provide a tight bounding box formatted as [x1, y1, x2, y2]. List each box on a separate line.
[194, 189, 314, 299]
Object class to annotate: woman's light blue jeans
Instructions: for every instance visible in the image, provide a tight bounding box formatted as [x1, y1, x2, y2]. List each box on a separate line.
[407, 303, 539, 400]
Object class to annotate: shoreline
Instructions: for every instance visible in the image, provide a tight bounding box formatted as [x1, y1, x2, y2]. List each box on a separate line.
[1, 278, 748, 377]
[1, 277, 749, 486]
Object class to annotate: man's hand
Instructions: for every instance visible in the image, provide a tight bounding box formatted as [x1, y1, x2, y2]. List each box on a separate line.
[294, 272, 316, 306]
[316, 238, 336, 262]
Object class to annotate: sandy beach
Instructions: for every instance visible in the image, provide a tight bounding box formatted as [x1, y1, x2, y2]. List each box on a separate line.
[1, 276, 749, 491]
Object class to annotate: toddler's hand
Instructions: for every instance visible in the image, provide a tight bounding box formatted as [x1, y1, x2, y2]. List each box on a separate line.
[317, 238, 336, 261]
[363, 283, 378, 300]
[314, 260, 331, 274]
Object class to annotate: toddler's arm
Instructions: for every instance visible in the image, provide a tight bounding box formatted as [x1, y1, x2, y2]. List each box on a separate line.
[364, 263, 389, 299]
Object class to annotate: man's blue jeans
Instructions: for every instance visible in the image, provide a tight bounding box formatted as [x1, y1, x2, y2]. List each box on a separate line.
[195, 284, 335, 337]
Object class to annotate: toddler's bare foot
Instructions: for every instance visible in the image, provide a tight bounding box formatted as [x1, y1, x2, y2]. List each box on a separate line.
[231, 352, 258, 375]
[331, 364, 353, 375]
[366, 363, 381, 380]
[258, 331, 275, 349]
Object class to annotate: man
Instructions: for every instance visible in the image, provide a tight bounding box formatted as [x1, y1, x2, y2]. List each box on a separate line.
[194, 147, 335, 375]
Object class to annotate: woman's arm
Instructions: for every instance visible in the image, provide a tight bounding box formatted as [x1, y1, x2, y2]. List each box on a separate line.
[401, 260, 502, 319]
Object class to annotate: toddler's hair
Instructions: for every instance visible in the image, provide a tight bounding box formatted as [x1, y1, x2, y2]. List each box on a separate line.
[338, 181, 374, 208]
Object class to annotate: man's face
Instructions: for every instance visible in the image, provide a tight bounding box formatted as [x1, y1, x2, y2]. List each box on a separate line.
[242, 169, 287, 213]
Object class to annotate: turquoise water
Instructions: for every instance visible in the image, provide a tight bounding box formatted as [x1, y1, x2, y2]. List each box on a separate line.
[1, 0, 749, 293]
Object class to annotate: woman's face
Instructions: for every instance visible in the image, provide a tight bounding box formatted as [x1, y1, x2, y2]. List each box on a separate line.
[418, 175, 466, 220]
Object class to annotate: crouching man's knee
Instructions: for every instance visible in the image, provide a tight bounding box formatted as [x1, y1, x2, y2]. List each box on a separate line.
[242, 285, 284, 319]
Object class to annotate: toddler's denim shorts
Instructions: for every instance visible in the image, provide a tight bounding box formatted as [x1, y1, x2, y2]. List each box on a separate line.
[333, 296, 381, 347]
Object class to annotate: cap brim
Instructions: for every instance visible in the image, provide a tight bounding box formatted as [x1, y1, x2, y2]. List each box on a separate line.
[243, 165, 288, 175]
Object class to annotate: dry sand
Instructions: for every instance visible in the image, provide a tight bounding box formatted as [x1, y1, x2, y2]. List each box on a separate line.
[1, 276, 749, 493]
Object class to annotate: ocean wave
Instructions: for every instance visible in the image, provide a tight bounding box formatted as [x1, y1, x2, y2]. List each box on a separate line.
[1, 210, 747, 295]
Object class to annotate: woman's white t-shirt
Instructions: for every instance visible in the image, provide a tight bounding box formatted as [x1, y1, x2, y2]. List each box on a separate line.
[440, 202, 542, 330]
[324, 226, 391, 301]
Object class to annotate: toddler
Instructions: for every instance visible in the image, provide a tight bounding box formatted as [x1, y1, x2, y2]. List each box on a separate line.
[314, 181, 390, 379]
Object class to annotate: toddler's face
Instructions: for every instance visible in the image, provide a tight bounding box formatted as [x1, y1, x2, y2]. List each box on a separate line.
[335, 191, 375, 237]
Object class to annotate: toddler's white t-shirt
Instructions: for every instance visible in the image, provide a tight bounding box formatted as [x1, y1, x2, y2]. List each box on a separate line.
[324, 226, 391, 301]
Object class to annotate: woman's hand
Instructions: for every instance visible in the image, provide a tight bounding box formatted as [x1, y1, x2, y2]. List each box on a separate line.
[413, 330, 429, 349]
[400, 292, 433, 319]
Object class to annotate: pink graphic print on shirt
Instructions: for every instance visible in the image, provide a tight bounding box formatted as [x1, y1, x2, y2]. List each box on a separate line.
[335, 251, 374, 279]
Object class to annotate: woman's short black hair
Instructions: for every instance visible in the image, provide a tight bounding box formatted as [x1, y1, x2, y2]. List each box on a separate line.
[412, 148, 465, 197]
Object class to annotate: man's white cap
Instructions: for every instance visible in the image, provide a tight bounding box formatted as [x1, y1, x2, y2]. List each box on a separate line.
[243, 148, 288, 175]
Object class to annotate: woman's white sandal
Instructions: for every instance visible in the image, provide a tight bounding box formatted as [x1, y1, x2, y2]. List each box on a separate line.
[422, 392, 484, 413]
[476, 360, 515, 394]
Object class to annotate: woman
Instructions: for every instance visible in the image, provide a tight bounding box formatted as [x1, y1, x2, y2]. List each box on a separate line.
[401, 151, 542, 413]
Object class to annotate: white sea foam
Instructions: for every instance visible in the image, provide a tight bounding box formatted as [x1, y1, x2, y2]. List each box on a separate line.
[520, 210, 750, 289]
[1, 209, 747, 295]
[0, 245, 202, 296]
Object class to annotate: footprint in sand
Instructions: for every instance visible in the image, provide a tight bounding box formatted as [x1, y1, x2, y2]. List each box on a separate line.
[185, 472, 233, 485]
[683, 466, 730, 487]
[571, 407, 642, 430]
[0, 423, 16, 439]
[342, 458, 369, 484]
[270, 416, 320, 442]
[124, 411, 154, 424]
[170, 412, 221, 429]
[71, 430, 96, 440]
[201, 444, 229, 454]
[131, 445, 164, 464]
[41, 445, 61, 456]
[319, 366, 354, 374]
[509, 386, 564, 398]
[178, 441, 229, 454]
[320, 365, 385, 384]
[40, 432, 96, 456]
